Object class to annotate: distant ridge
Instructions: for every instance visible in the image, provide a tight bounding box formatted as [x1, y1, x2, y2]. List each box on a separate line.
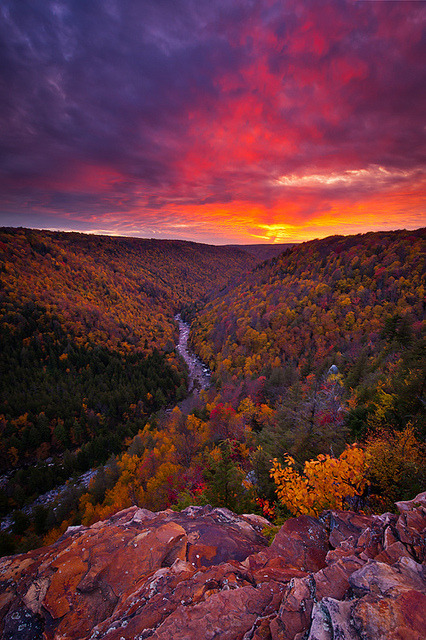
[227, 243, 295, 262]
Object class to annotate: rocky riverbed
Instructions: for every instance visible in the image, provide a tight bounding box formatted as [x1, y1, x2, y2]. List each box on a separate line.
[175, 313, 211, 391]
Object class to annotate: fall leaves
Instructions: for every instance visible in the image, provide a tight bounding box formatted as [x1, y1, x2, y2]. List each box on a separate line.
[270, 426, 426, 518]
[190, 229, 425, 382]
[270, 445, 367, 517]
[0, 227, 254, 358]
[1, 226, 424, 557]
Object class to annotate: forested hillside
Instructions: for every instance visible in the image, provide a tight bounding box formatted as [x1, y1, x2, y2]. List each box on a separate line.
[181, 228, 425, 512]
[63, 228, 425, 539]
[0, 227, 254, 546]
[1, 227, 425, 557]
[191, 229, 425, 384]
[226, 243, 294, 262]
[0, 228, 255, 355]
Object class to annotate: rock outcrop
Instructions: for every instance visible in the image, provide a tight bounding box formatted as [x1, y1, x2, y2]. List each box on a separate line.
[1, 493, 425, 639]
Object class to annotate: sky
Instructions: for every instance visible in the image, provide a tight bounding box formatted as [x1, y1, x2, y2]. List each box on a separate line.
[0, 0, 425, 245]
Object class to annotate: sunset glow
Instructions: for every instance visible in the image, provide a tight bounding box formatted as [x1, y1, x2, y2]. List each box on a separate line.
[0, 0, 425, 243]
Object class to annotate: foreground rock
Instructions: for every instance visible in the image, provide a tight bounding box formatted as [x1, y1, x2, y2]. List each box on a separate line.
[0, 494, 425, 639]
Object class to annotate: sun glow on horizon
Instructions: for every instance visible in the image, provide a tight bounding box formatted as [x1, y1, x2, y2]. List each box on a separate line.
[0, 1, 424, 243]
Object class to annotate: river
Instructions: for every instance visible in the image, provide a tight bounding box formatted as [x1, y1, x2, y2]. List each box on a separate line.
[175, 313, 211, 391]
[0, 318, 210, 532]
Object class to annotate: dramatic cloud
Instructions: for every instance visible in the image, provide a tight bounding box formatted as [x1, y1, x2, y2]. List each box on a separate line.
[0, 0, 424, 243]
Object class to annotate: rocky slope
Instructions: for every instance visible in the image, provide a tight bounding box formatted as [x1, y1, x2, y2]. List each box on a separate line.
[1, 493, 425, 640]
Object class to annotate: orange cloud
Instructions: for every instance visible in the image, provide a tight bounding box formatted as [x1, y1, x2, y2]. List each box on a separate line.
[1, 0, 424, 243]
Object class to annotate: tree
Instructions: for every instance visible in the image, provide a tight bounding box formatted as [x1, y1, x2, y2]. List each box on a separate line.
[365, 424, 426, 511]
[270, 444, 367, 516]
[12, 510, 31, 535]
[204, 440, 255, 513]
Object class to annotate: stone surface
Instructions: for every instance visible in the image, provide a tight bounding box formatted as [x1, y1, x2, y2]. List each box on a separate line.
[322, 511, 373, 549]
[350, 557, 426, 596]
[268, 515, 329, 572]
[269, 575, 315, 640]
[313, 555, 364, 600]
[307, 599, 358, 640]
[351, 589, 426, 640]
[150, 582, 278, 640]
[374, 540, 413, 565]
[395, 490, 426, 513]
[0, 499, 425, 639]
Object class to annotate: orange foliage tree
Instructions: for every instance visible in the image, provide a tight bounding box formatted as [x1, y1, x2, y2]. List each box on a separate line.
[270, 444, 368, 516]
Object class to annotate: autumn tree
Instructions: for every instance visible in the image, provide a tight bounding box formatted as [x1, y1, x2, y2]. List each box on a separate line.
[270, 445, 368, 516]
[365, 424, 426, 511]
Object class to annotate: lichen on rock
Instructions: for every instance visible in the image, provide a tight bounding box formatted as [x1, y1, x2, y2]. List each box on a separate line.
[0, 493, 425, 639]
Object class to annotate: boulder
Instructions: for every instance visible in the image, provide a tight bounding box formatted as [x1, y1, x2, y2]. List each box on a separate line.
[313, 555, 364, 600]
[307, 599, 358, 640]
[395, 490, 426, 514]
[0, 506, 269, 640]
[0, 499, 425, 640]
[322, 511, 373, 549]
[270, 575, 315, 640]
[150, 582, 279, 640]
[269, 515, 329, 572]
[349, 557, 426, 596]
[351, 589, 426, 640]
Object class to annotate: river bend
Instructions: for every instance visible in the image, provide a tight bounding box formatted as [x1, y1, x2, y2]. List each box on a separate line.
[175, 314, 211, 391]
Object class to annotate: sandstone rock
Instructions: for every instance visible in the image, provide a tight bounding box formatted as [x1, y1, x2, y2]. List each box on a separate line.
[150, 582, 278, 640]
[405, 507, 426, 534]
[2, 603, 44, 640]
[0, 506, 269, 640]
[269, 575, 315, 640]
[324, 538, 357, 565]
[180, 505, 269, 567]
[0, 499, 425, 640]
[269, 515, 328, 572]
[395, 490, 426, 514]
[374, 540, 414, 565]
[322, 511, 372, 549]
[0, 591, 13, 619]
[383, 524, 399, 548]
[314, 555, 364, 601]
[268, 555, 365, 640]
[23, 577, 50, 614]
[241, 513, 272, 531]
[243, 552, 308, 584]
[90, 560, 257, 639]
[350, 556, 426, 596]
[307, 599, 358, 640]
[243, 615, 275, 640]
[395, 508, 426, 562]
[352, 589, 426, 640]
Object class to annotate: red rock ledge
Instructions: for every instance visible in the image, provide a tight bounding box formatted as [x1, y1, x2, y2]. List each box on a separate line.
[0, 493, 425, 639]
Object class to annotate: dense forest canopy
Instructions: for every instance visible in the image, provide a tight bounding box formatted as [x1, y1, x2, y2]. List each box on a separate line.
[0, 226, 424, 556]
[0, 228, 255, 550]
[0, 228, 255, 355]
[0, 228, 255, 464]
[191, 229, 425, 382]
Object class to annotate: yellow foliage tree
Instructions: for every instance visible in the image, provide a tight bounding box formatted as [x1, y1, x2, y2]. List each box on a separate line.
[364, 424, 426, 511]
[144, 461, 183, 511]
[270, 445, 368, 516]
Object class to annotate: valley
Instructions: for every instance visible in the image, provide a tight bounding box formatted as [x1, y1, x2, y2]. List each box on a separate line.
[1, 3, 424, 635]
[0, 226, 424, 557]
